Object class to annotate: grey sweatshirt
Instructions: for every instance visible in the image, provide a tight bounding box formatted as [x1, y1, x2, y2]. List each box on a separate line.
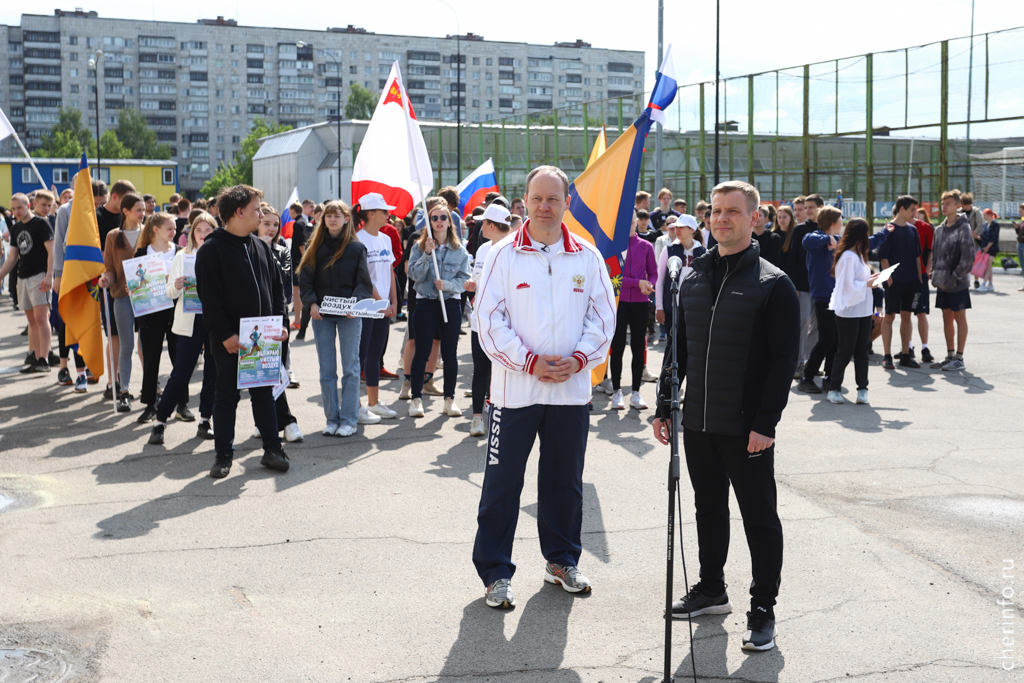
[931, 214, 977, 293]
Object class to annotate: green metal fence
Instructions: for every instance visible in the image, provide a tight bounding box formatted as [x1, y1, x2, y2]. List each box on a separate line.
[425, 26, 1024, 212]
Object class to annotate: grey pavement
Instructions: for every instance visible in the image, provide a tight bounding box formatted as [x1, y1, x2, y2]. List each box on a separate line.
[1, 274, 1022, 682]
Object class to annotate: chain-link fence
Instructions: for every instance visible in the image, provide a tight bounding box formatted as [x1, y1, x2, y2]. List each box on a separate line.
[423, 26, 1024, 219]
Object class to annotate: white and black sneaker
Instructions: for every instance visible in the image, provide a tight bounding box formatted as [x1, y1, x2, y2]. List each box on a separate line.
[485, 578, 515, 608]
[741, 607, 777, 651]
[670, 583, 732, 618]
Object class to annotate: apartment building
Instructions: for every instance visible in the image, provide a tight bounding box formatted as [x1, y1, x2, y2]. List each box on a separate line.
[0, 10, 644, 195]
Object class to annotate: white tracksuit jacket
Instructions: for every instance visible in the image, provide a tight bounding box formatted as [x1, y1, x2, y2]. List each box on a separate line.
[474, 222, 616, 408]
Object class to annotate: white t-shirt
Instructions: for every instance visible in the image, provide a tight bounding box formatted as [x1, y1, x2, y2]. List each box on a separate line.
[536, 237, 564, 265]
[655, 241, 699, 312]
[356, 229, 396, 301]
[148, 243, 176, 271]
[469, 241, 492, 333]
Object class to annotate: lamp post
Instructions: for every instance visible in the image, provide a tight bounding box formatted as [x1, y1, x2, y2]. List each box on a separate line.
[298, 41, 342, 199]
[88, 49, 103, 175]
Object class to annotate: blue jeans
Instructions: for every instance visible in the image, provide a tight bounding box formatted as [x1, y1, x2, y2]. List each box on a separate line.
[312, 316, 362, 429]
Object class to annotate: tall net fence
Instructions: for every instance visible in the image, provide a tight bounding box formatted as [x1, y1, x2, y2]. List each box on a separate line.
[422, 27, 1024, 220]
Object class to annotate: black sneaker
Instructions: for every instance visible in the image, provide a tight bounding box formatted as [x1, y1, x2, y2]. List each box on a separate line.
[103, 386, 114, 400]
[116, 392, 132, 413]
[148, 424, 165, 445]
[906, 348, 916, 359]
[671, 583, 732, 619]
[295, 332, 306, 341]
[30, 357, 52, 373]
[920, 348, 935, 363]
[210, 454, 233, 479]
[175, 405, 196, 422]
[260, 448, 290, 473]
[797, 378, 822, 394]
[898, 355, 921, 369]
[882, 355, 895, 370]
[741, 607, 777, 651]
[48, 350, 60, 366]
[197, 420, 215, 440]
[137, 405, 158, 423]
[973, 279, 980, 289]
[57, 368, 73, 385]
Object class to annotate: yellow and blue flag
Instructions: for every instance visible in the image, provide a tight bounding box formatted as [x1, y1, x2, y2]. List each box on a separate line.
[58, 154, 106, 378]
[565, 47, 677, 258]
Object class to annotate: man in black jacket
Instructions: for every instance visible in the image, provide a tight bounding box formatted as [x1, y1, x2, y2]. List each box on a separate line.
[196, 184, 290, 479]
[652, 180, 799, 652]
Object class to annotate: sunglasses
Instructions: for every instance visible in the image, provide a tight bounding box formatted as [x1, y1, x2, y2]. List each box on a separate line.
[430, 215, 450, 222]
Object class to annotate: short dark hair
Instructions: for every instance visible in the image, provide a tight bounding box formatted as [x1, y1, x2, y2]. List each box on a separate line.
[471, 206, 486, 217]
[177, 198, 191, 213]
[895, 195, 919, 212]
[438, 186, 460, 208]
[142, 194, 155, 202]
[960, 192, 974, 205]
[302, 199, 314, 206]
[217, 184, 264, 221]
[636, 209, 650, 220]
[805, 194, 825, 208]
[490, 195, 510, 209]
[484, 191, 500, 204]
[109, 180, 136, 198]
[92, 179, 108, 197]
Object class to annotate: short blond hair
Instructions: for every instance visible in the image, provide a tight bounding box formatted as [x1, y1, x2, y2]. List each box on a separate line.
[941, 189, 962, 203]
[635, 190, 651, 205]
[711, 180, 760, 214]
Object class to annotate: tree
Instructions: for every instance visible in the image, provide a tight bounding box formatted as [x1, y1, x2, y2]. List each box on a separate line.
[33, 107, 93, 158]
[88, 130, 132, 160]
[200, 118, 291, 197]
[345, 83, 376, 120]
[114, 108, 172, 159]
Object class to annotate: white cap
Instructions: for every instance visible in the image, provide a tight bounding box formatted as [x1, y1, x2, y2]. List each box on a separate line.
[357, 192, 396, 211]
[675, 213, 699, 230]
[480, 203, 511, 226]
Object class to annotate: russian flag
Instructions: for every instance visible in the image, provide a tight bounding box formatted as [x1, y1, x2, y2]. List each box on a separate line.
[647, 44, 677, 126]
[455, 159, 499, 219]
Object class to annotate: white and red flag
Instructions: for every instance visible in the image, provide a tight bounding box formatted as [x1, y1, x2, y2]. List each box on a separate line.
[351, 62, 433, 217]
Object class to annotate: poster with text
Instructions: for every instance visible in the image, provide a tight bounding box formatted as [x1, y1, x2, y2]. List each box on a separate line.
[237, 316, 284, 389]
[123, 253, 174, 317]
[181, 253, 202, 313]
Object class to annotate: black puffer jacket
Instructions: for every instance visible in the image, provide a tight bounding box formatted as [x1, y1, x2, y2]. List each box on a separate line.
[656, 243, 800, 438]
[297, 232, 372, 314]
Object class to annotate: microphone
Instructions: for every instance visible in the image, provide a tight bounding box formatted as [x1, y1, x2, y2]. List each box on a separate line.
[667, 255, 683, 281]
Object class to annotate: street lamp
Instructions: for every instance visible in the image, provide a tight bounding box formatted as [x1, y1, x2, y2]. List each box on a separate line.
[87, 49, 103, 175]
[298, 41, 342, 200]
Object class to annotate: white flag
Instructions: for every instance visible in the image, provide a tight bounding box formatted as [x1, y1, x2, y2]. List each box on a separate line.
[0, 106, 15, 142]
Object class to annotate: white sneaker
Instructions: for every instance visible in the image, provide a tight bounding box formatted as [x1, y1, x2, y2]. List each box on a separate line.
[856, 389, 869, 404]
[358, 405, 382, 424]
[629, 391, 648, 410]
[284, 423, 304, 442]
[368, 402, 398, 419]
[444, 397, 463, 416]
[827, 390, 845, 404]
[336, 424, 357, 437]
[409, 398, 425, 418]
[469, 415, 485, 437]
[594, 378, 613, 395]
[610, 389, 625, 410]
[641, 367, 658, 383]
[251, 426, 262, 439]
[322, 424, 339, 436]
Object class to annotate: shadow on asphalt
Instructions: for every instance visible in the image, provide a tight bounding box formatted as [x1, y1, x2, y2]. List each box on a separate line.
[673, 613, 785, 682]
[434, 588, 583, 682]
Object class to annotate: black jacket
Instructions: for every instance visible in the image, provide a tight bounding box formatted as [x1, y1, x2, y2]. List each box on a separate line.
[195, 228, 285, 343]
[298, 233, 373, 311]
[753, 230, 782, 268]
[788, 220, 817, 292]
[656, 243, 800, 438]
[268, 240, 292, 304]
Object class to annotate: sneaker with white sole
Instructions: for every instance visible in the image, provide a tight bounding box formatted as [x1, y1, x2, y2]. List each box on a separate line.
[827, 390, 844, 404]
[485, 578, 515, 608]
[610, 389, 625, 410]
[544, 562, 592, 593]
[358, 405, 383, 424]
[444, 397, 462, 416]
[284, 423, 304, 442]
[856, 389, 869, 404]
[398, 380, 412, 400]
[251, 426, 262, 439]
[409, 398, 425, 417]
[941, 357, 965, 371]
[469, 416, 485, 436]
[74, 373, 88, 393]
[368, 402, 398, 419]
[671, 583, 732, 618]
[336, 424, 357, 437]
[594, 378, 613, 395]
[322, 424, 339, 436]
[641, 367, 658, 383]
[422, 379, 444, 396]
[629, 391, 648, 410]
[741, 608, 777, 651]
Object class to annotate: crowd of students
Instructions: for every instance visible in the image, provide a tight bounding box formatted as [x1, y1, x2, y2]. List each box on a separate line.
[0, 173, 1013, 477]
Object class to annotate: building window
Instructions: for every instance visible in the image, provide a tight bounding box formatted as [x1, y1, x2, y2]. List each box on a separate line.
[52, 168, 70, 184]
[486, 58, 492, 66]
[90, 168, 110, 183]
[21, 168, 33, 184]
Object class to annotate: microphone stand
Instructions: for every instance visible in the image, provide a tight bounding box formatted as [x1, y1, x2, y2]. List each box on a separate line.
[663, 263, 696, 683]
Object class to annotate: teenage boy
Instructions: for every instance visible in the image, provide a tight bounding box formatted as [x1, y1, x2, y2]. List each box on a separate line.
[196, 185, 290, 479]
[650, 188, 680, 231]
[673, 198, 687, 215]
[635, 209, 658, 245]
[142, 194, 156, 218]
[0, 193, 54, 373]
[930, 190, 976, 371]
[878, 196, 924, 370]
[792, 194, 823, 373]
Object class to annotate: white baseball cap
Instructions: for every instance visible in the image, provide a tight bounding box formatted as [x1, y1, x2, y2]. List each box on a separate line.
[480, 203, 511, 226]
[358, 192, 396, 211]
[675, 213, 699, 230]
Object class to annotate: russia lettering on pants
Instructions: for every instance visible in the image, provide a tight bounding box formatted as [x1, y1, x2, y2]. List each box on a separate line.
[472, 403, 590, 587]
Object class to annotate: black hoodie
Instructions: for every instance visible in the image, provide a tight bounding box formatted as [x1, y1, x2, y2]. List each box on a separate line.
[196, 228, 285, 344]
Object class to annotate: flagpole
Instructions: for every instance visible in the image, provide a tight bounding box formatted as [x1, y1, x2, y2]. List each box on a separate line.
[8, 127, 49, 191]
[654, 0, 664, 194]
[394, 61, 448, 324]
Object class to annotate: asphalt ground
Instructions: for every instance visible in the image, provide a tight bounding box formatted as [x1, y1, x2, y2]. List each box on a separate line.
[1, 273, 1022, 682]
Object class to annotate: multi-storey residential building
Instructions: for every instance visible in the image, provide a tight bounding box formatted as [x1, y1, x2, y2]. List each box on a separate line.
[0, 10, 644, 196]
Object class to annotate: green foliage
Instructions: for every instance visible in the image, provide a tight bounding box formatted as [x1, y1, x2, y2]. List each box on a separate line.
[33, 107, 93, 158]
[200, 118, 291, 197]
[344, 83, 376, 120]
[88, 130, 132, 160]
[114, 108, 172, 159]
